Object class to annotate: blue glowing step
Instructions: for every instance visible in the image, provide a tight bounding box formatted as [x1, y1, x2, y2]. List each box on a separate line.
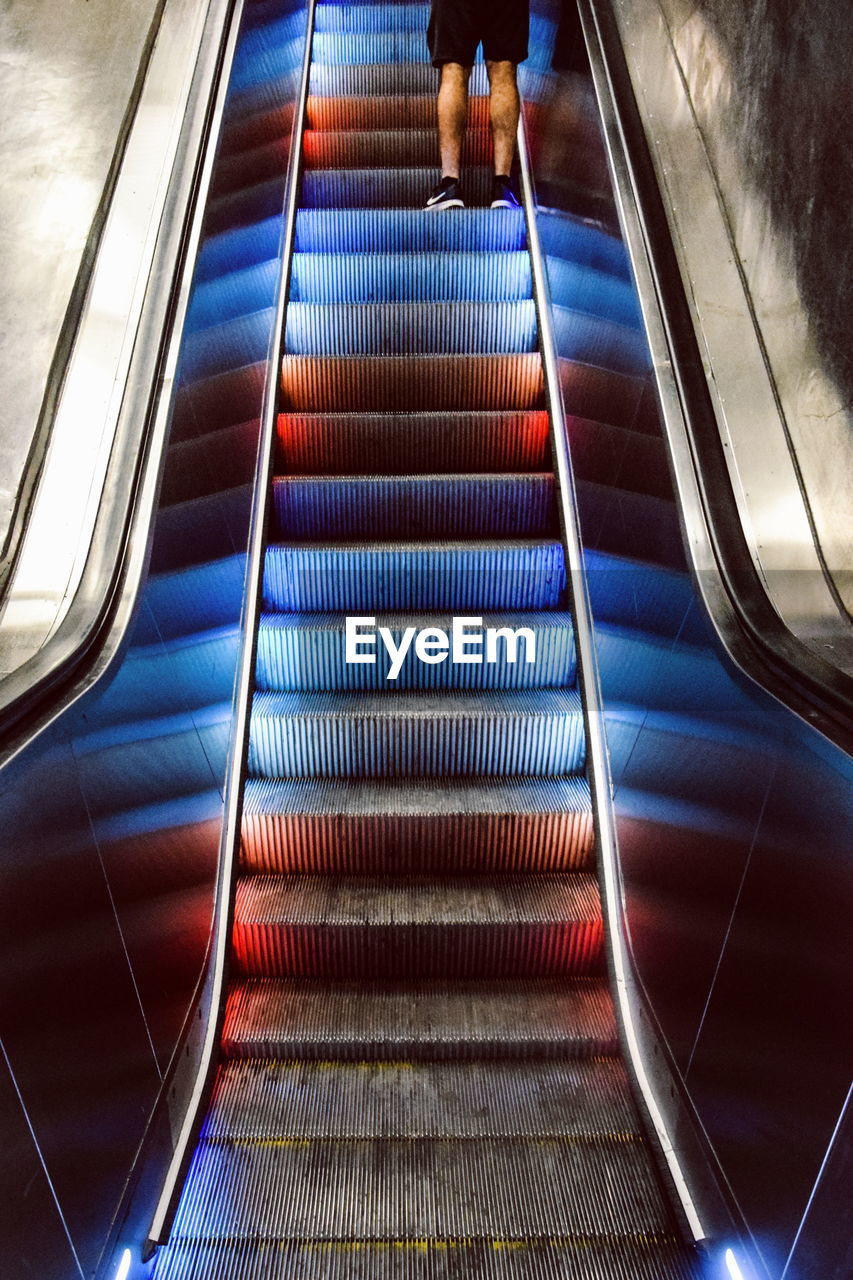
[294, 207, 525, 253]
[551, 306, 650, 377]
[302, 127, 492, 169]
[229, 33, 306, 96]
[545, 258, 642, 329]
[231, 873, 602, 978]
[311, 31, 435, 65]
[221, 975, 618, 1061]
[263, 540, 566, 611]
[310, 61, 488, 101]
[301, 166, 493, 209]
[248, 688, 586, 779]
[254, 610, 575, 692]
[583, 549, 711, 645]
[283, 300, 538, 356]
[242, 774, 591, 874]
[138, 555, 246, 643]
[276, 410, 551, 474]
[281, 354, 544, 412]
[315, 2, 430, 33]
[185, 259, 278, 331]
[270, 473, 556, 539]
[289, 251, 532, 303]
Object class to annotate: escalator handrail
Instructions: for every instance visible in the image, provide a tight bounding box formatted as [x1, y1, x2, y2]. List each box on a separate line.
[0, 0, 242, 769]
[578, 0, 853, 756]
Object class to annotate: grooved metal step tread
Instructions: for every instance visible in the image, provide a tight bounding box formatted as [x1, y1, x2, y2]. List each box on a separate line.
[289, 251, 532, 303]
[241, 773, 593, 874]
[222, 976, 618, 1060]
[255, 610, 575, 692]
[283, 300, 538, 356]
[248, 687, 586, 779]
[270, 473, 556, 539]
[306, 92, 492, 132]
[168, 1134, 674, 1239]
[310, 61, 490, 100]
[205, 1057, 637, 1140]
[152, 1236, 700, 1280]
[302, 126, 493, 169]
[262, 539, 566, 612]
[294, 207, 525, 253]
[281, 353, 545, 412]
[276, 410, 551, 474]
[301, 166, 493, 210]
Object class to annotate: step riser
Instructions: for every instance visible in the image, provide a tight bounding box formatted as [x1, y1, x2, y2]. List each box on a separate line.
[170, 1134, 664, 1239]
[289, 253, 532, 304]
[263, 543, 566, 612]
[280, 355, 544, 412]
[248, 705, 586, 779]
[276, 411, 550, 474]
[294, 208, 526, 253]
[314, 4, 431, 35]
[302, 128, 492, 169]
[284, 301, 538, 357]
[310, 62, 489, 99]
[270, 475, 555, 540]
[255, 615, 575, 691]
[232, 920, 603, 978]
[301, 167, 492, 209]
[242, 810, 593, 874]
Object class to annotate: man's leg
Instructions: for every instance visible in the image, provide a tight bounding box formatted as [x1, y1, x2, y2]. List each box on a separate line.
[486, 59, 521, 177]
[437, 61, 469, 179]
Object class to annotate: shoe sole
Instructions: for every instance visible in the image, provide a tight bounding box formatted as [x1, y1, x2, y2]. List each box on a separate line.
[425, 199, 465, 210]
[491, 199, 518, 209]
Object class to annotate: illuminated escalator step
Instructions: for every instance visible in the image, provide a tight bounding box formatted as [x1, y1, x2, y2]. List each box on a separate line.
[221, 975, 618, 1060]
[262, 539, 565, 611]
[247, 687, 586, 778]
[302, 126, 492, 169]
[281, 354, 544, 412]
[276, 410, 550, 474]
[231, 873, 603, 978]
[315, 3, 431, 34]
[301, 165, 493, 209]
[241, 775, 592, 875]
[254, 610, 575, 691]
[309, 61, 488, 99]
[289, 251, 532, 303]
[195, 215, 282, 281]
[306, 93, 491, 132]
[294, 207, 525, 253]
[270, 473, 555, 539]
[283, 300, 538, 356]
[186, 259, 278, 331]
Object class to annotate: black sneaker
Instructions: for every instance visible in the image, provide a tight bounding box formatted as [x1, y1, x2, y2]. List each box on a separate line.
[425, 176, 464, 210]
[491, 175, 521, 209]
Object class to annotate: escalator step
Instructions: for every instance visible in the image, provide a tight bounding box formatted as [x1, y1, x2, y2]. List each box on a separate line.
[306, 93, 490, 132]
[314, 2, 430, 34]
[263, 539, 565, 612]
[168, 1135, 671, 1240]
[309, 61, 489, 99]
[283, 300, 538, 356]
[222, 976, 618, 1059]
[289, 251, 532, 303]
[241, 775, 592, 874]
[270, 474, 556, 539]
[254, 610, 574, 692]
[311, 31, 435, 65]
[152, 1236, 699, 1280]
[276, 410, 550, 474]
[294, 208, 525, 253]
[302, 126, 492, 169]
[280, 354, 544, 411]
[231, 873, 603, 978]
[248, 687, 586, 778]
[205, 1058, 637, 1139]
[301, 166, 493, 209]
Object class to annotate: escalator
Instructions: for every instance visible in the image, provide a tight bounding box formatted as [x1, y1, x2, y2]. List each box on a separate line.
[150, 1, 703, 1276]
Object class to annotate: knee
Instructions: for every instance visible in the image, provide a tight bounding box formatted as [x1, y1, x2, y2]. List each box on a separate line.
[439, 61, 470, 88]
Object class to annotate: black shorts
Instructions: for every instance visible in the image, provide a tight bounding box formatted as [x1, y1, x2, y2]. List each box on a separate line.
[427, 0, 529, 67]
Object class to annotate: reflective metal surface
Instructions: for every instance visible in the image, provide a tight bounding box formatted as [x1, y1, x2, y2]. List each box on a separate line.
[607, 0, 853, 670]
